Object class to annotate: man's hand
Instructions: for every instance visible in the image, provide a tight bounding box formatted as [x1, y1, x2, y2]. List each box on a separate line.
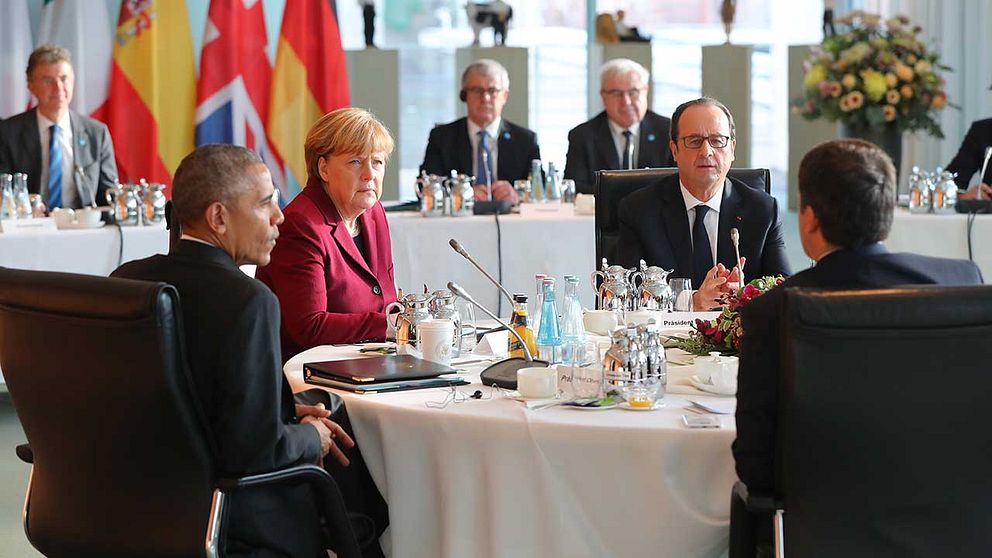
[473, 180, 519, 204]
[298, 402, 356, 467]
[958, 183, 992, 200]
[692, 258, 745, 310]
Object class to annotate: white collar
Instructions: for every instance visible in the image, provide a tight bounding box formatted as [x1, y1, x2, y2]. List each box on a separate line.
[180, 233, 219, 248]
[467, 117, 502, 141]
[607, 117, 639, 139]
[36, 110, 72, 135]
[679, 178, 725, 214]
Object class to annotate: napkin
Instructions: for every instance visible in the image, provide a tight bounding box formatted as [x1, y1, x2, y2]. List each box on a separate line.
[473, 330, 508, 358]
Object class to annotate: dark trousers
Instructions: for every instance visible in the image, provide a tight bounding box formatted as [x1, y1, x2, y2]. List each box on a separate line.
[729, 486, 773, 558]
[296, 389, 388, 558]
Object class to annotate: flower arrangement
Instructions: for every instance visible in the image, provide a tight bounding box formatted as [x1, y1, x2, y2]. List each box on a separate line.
[673, 276, 785, 356]
[797, 11, 949, 138]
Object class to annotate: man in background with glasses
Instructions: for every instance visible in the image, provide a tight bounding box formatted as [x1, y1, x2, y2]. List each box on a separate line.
[616, 97, 790, 310]
[564, 58, 672, 195]
[420, 58, 540, 204]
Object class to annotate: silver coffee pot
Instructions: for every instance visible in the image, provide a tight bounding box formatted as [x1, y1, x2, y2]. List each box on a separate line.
[933, 170, 958, 214]
[385, 292, 434, 346]
[416, 171, 446, 218]
[105, 182, 142, 225]
[429, 288, 462, 351]
[141, 181, 167, 224]
[635, 259, 674, 311]
[602, 324, 667, 396]
[590, 258, 637, 311]
[444, 171, 475, 217]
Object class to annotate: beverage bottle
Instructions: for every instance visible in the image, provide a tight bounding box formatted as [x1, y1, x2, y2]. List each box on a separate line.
[545, 162, 561, 201]
[559, 275, 586, 366]
[507, 294, 537, 358]
[536, 278, 562, 364]
[533, 273, 546, 328]
[530, 159, 544, 202]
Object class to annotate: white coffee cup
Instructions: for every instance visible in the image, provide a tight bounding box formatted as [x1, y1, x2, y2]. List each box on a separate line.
[583, 309, 619, 335]
[517, 366, 557, 398]
[698, 352, 739, 393]
[76, 207, 102, 226]
[51, 207, 75, 228]
[416, 319, 455, 366]
[574, 193, 595, 215]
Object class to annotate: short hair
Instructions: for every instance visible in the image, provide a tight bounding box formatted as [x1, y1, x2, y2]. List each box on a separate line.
[670, 97, 736, 142]
[171, 144, 265, 227]
[304, 107, 395, 181]
[460, 59, 510, 91]
[798, 139, 895, 248]
[26, 44, 72, 80]
[600, 58, 649, 90]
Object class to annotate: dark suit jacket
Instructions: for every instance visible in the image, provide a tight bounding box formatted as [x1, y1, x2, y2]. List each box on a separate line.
[256, 179, 399, 360]
[112, 240, 325, 557]
[419, 116, 540, 182]
[946, 118, 992, 189]
[733, 243, 984, 494]
[564, 110, 674, 194]
[0, 108, 118, 207]
[616, 173, 790, 287]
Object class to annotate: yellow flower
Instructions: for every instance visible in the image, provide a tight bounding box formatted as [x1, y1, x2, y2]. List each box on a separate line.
[900, 84, 914, 99]
[861, 70, 888, 102]
[932, 92, 947, 109]
[842, 73, 857, 89]
[894, 62, 914, 82]
[829, 82, 843, 97]
[885, 73, 898, 87]
[914, 59, 931, 74]
[885, 89, 901, 104]
[907, 54, 918, 64]
[882, 105, 897, 122]
[844, 91, 865, 111]
[804, 64, 827, 90]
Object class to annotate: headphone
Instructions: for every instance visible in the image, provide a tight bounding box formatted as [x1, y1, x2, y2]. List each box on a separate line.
[459, 89, 468, 102]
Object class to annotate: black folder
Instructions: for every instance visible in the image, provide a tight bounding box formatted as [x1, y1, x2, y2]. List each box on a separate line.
[302, 355, 462, 393]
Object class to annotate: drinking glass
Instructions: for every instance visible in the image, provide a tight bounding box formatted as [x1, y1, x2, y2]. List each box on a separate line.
[455, 300, 477, 356]
[513, 179, 531, 203]
[668, 278, 693, 312]
[570, 340, 604, 399]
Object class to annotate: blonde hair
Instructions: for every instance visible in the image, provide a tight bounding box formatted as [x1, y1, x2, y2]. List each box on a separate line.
[304, 107, 395, 181]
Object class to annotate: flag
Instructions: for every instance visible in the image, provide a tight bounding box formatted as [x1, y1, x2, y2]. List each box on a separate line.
[0, 0, 32, 119]
[268, 0, 349, 191]
[196, 0, 286, 196]
[37, 0, 112, 118]
[102, 0, 196, 191]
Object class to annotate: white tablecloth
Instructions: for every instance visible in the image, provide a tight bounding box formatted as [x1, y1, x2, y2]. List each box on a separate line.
[0, 222, 169, 276]
[386, 212, 597, 313]
[887, 209, 992, 279]
[285, 346, 737, 558]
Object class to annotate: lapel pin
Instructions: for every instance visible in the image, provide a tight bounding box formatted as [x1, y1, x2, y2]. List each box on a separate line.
[502, 131, 510, 140]
[78, 137, 87, 147]
[647, 133, 656, 142]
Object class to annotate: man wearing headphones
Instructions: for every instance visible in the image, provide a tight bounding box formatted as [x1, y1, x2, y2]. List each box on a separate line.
[420, 59, 540, 203]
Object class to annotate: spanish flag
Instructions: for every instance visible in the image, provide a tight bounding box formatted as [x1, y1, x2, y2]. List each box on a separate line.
[267, 0, 349, 193]
[103, 0, 196, 190]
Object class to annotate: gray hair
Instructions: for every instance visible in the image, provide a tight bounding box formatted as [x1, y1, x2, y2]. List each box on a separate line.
[461, 58, 510, 91]
[171, 144, 265, 227]
[599, 58, 649, 89]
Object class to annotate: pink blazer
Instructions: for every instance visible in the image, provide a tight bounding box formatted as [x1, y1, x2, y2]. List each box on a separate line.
[257, 179, 398, 360]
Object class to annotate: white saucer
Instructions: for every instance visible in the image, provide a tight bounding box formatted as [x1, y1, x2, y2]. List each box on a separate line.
[619, 401, 665, 411]
[689, 375, 736, 396]
[58, 221, 105, 230]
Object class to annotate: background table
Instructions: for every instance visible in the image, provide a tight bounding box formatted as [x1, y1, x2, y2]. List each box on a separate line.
[285, 346, 737, 558]
[887, 209, 992, 279]
[386, 212, 597, 313]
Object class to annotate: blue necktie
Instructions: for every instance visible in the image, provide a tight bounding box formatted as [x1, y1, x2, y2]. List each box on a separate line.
[48, 124, 63, 209]
[692, 204, 714, 289]
[475, 130, 492, 186]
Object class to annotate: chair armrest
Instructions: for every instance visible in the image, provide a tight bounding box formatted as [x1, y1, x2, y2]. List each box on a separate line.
[733, 480, 783, 513]
[15, 444, 33, 464]
[218, 464, 364, 558]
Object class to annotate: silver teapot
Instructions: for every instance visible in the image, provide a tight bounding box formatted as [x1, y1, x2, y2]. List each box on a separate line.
[635, 259, 674, 311]
[602, 324, 667, 396]
[385, 292, 434, 346]
[590, 258, 637, 311]
[141, 181, 167, 224]
[908, 167, 932, 214]
[429, 288, 462, 351]
[416, 171, 446, 218]
[445, 171, 475, 217]
[933, 170, 958, 214]
[105, 182, 142, 225]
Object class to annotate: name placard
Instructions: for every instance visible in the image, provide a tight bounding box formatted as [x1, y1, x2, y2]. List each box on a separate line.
[0, 217, 58, 234]
[518, 201, 575, 218]
[655, 312, 721, 329]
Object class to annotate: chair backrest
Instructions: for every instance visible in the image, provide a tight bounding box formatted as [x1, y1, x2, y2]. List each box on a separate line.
[593, 167, 770, 265]
[779, 286, 992, 557]
[0, 267, 217, 557]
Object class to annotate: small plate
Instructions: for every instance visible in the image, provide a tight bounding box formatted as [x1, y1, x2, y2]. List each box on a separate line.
[58, 221, 105, 230]
[619, 401, 665, 411]
[689, 375, 736, 396]
[561, 401, 619, 411]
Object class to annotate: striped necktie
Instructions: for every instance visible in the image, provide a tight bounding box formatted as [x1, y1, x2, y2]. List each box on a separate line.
[48, 124, 63, 209]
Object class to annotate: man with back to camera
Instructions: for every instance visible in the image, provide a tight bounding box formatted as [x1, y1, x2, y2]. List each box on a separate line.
[564, 58, 673, 195]
[420, 58, 540, 204]
[730, 138, 983, 553]
[616, 97, 791, 310]
[0, 44, 118, 210]
[113, 144, 388, 557]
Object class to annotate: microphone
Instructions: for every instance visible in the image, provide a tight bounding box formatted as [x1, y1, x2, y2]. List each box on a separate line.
[625, 139, 635, 170]
[978, 147, 992, 201]
[730, 227, 743, 279]
[449, 238, 514, 306]
[482, 149, 493, 201]
[448, 281, 548, 389]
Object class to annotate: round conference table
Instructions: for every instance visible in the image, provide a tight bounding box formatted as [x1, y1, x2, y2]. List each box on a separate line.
[284, 345, 737, 558]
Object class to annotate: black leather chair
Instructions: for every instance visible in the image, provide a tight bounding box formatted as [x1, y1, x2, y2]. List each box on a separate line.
[0, 267, 363, 558]
[735, 285, 992, 558]
[593, 167, 771, 266]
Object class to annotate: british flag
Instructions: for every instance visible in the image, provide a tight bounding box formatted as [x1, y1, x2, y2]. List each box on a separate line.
[195, 0, 286, 198]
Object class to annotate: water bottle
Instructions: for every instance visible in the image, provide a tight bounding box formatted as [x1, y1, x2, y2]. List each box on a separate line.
[533, 273, 547, 329]
[530, 159, 544, 202]
[545, 162, 561, 201]
[13, 173, 31, 219]
[559, 275, 585, 366]
[536, 278, 562, 364]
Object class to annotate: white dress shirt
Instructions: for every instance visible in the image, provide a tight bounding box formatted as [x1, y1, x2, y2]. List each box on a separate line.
[679, 179, 724, 266]
[607, 118, 639, 169]
[467, 117, 501, 181]
[36, 110, 78, 208]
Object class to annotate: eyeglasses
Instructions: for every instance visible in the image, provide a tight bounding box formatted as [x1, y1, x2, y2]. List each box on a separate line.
[679, 134, 732, 149]
[465, 87, 503, 98]
[602, 88, 645, 99]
